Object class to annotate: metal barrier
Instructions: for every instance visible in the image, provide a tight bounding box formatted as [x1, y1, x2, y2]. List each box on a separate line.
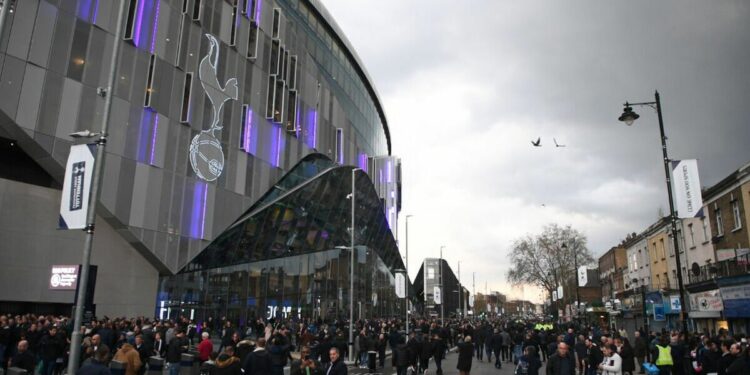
[147, 356, 165, 375]
[180, 353, 195, 375]
[6, 368, 28, 375]
[110, 359, 126, 375]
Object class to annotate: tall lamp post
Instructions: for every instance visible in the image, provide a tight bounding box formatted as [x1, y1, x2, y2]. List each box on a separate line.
[405, 214, 413, 335]
[66, 1, 128, 373]
[439, 245, 445, 324]
[618, 90, 688, 333]
[561, 242, 581, 321]
[348, 167, 362, 362]
[458, 260, 463, 318]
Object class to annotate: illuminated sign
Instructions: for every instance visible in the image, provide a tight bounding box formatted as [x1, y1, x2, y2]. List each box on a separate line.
[190, 34, 238, 181]
[59, 144, 96, 229]
[49, 265, 80, 290]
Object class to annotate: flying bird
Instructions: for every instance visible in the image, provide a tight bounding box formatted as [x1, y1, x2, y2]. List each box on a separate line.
[554, 138, 566, 147]
[531, 137, 541, 147]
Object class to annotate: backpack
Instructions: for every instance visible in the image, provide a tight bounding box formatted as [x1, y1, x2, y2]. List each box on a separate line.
[515, 358, 529, 375]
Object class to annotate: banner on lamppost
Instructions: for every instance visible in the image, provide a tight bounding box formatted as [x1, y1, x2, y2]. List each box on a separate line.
[552, 291, 558, 301]
[557, 285, 564, 299]
[671, 159, 703, 218]
[578, 266, 588, 286]
[433, 287, 442, 304]
[59, 144, 96, 229]
[395, 273, 406, 298]
[469, 295, 475, 307]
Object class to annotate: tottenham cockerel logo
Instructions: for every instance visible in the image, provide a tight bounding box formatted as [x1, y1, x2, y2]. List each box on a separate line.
[190, 34, 239, 181]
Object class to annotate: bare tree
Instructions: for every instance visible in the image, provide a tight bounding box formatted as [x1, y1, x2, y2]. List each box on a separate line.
[506, 224, 594, 302]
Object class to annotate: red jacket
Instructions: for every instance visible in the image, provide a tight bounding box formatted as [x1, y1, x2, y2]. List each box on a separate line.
[198, 339, 214, 361]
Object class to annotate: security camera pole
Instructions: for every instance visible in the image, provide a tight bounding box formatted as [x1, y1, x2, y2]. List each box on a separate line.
[67, 1, 128, 373]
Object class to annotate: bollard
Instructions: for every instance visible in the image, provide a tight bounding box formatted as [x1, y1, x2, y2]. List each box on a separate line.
[147, 356, 165, 375]
[6, 368, 28, 375]
[110, 359, 126, 375]
[180, 353, 195, 375]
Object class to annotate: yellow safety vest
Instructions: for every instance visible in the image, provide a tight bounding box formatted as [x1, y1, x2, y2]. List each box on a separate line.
[655, 345, 673, 366]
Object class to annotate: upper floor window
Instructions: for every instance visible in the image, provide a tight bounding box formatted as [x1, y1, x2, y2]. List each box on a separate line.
[688, 223, 695, 248]
[701, 217, 709, 242]
[715, 208, 724, 236]
[731, 199, 742, 230]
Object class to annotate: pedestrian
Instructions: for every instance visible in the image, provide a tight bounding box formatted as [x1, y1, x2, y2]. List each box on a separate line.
[213, 347, 242, 375]
[546, 342, 576, 375]
[652, 335, 673, 375]
[9, 340, 36, 374]
[575, 335, 588, 374]
[113, 343, 142, 375]
[197, 331, 213, 362]
[490, 329, 504, 368]
[520, 346, 543, 375]
[633, 331, 647, 374]
[290, 345, 322, 375]
[241, 337, 272, 375]
[78, 345, 112, 375]
[165, 330, 188, 375]
[584, 337, 604, 375]
[599, 343, 623, 375]
[616, 337, 636, 375]
[393, 336, 410, 375]
[725, 343, 749, 375]
[39, 326, 64, 375]
[324, 347, 347, 375]
[457, 335, 474, 375]
[502, 329, 512, 363]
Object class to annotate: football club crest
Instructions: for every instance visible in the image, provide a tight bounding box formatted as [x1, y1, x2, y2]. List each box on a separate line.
[190, 34, 239, 181]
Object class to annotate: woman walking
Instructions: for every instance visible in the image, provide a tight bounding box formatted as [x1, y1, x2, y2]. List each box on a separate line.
[457, 335, 474, 375]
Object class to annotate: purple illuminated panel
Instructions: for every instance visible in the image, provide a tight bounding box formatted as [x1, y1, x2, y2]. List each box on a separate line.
[241, 105, 257, 154]
[150, 0, 161, 53]
[358, 153, 368, 172]
[190, 182, 209, 239]
[133, 0, 146, 47]
[306, 109, 317, 149]
[137, 110, 153, 162]
[255, 0, 263, 23]
[271, 125, 283, 168]
[93, 0, 100, 24]
[77, 0, 94, 21]
[149, 115, 159, 165]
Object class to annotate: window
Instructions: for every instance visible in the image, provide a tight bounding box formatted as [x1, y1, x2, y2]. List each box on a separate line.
[246, 23, 259, 60]
[272, 78, 285, 124]
[270, 40, 281, 76]
[288, 56, 298, 89]
[144, 54, 156, 108]
[715, 208, 724, 236]
[688, 224, 695, 248]
[179, 72, 192, 123]
[702, 217, 709, 242]
[123, 0, 139, 42]
[272, 8, 282, 39]
[660, 239, 667, 259]
[192, 0, 203, 23]
[229, 2, 239, 47]
[286, 90, 298, 135]
[265, 76, 276, 119]
[335, 128, 343, 164]
[732, 199, 742, 230]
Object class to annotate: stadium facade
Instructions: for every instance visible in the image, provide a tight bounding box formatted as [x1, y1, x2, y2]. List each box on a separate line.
[0, 0, 405, 320]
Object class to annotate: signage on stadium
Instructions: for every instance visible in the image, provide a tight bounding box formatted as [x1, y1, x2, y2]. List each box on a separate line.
[49, 265, 80, 290]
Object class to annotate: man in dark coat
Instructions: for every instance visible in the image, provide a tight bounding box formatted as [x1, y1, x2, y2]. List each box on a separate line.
[242, 338, 272, 375]
[165, 330, 188, 375]
[633, 331, 647, 374]
[40, 326, 65, 375]
[10, 340, 36, 374]
[584, 338, 604, 375]
[393, 337, 410, 375]
[325, 347, 348, 375]
[490, 329, 504, 368]
[546, 342, 576, 375]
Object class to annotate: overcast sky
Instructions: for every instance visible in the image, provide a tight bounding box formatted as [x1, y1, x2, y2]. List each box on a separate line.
[323, 1, 750, 302]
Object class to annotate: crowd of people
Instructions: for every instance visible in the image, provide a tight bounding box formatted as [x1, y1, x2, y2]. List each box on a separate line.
[3, 312, 750, 375]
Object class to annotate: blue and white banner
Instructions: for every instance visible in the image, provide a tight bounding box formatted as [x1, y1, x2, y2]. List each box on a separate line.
[59, 144, 96, 229]
[671, 159, 703, 218]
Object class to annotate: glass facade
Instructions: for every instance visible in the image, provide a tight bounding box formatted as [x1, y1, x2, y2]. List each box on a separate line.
[158, 154, 406, 321]
[0, 0, 398, 276]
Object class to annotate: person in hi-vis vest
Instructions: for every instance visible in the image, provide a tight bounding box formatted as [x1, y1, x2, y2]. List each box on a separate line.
[652, 336, 673, 375]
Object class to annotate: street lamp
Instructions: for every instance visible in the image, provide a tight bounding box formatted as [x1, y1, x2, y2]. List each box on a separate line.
[338, 166, 361, 363]
[458, 260, 463, 318]
[439, 245, 445, 324]
[617, 90, 688, 333]
[561, 242, 581, 321]
[66, 1, 128, 373]
[405, 214, 413, 335]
